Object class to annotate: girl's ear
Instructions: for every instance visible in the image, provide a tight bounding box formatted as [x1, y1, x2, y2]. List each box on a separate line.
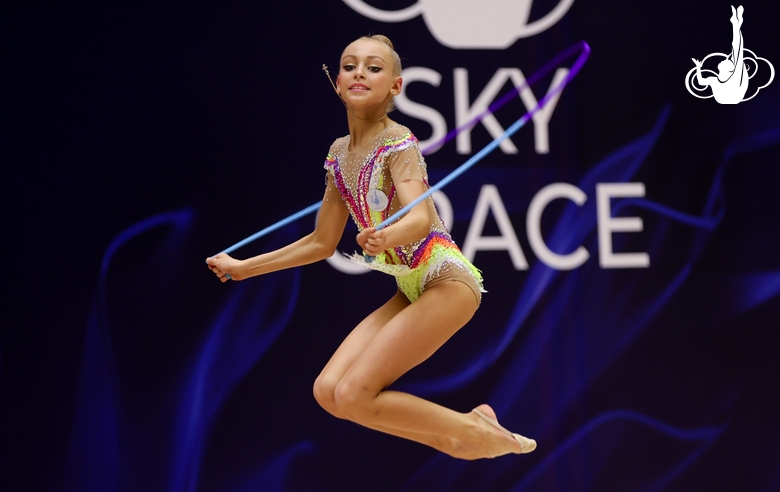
[391, 76, 403, 96]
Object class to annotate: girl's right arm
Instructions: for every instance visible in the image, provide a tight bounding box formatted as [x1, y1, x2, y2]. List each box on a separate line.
[206, 175, 349, 282]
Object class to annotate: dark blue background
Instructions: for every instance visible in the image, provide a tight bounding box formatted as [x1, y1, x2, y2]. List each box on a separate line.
[2, 1, 779, 491]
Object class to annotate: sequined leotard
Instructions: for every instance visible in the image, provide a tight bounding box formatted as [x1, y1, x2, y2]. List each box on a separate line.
[323, 124, 484, 304]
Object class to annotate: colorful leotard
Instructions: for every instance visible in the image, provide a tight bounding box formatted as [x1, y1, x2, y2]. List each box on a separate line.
[323, 124, 485, 304]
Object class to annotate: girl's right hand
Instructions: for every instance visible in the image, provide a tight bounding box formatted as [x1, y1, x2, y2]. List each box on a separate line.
[206, 253, 244, 282]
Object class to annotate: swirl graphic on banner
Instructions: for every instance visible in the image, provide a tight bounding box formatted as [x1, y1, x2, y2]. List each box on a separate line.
[341, 0, 575, 49]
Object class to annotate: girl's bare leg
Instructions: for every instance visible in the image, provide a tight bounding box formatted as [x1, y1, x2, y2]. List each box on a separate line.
[315, 282, 530, 458]
[314, 290, 486, 459]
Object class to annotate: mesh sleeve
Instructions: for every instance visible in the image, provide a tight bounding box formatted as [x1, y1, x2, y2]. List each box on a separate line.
[387, 143, 428, 185]
[322, 170, 344, 205]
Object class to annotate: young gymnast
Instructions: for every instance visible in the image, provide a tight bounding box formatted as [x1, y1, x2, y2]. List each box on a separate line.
[206, 35, 536, 459]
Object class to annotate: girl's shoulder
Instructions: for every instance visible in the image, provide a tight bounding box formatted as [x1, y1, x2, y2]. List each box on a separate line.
[328, 135, 350, 154]
[377, 124, 418, 157]
[382, 123, 415, 142]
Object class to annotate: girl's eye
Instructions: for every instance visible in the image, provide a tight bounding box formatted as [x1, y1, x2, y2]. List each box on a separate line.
[368, 66, 382, 73]
[343, 64, 355, 71]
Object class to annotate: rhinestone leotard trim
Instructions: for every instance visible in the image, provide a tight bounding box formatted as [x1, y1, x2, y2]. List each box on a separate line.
[324, 125, 484, 303]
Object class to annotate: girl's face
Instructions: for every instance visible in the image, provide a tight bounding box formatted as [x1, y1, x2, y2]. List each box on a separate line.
[337, 39, 402, 112]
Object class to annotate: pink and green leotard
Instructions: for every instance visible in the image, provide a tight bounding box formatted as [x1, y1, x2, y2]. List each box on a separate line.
[323, 124, 484, 304]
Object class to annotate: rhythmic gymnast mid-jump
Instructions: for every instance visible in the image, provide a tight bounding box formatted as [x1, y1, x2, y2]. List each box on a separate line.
[692, 5, 748, 104]
[206, 35, 537, 459]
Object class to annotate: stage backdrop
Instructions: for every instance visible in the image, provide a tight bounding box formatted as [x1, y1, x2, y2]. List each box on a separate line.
[3, 1, 780, 491]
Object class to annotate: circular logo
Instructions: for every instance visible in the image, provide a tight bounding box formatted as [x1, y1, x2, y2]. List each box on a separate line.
[367, 189, 389, 211]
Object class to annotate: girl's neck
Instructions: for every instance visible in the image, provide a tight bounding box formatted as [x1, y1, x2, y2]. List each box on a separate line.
[347, 111, 394, 151]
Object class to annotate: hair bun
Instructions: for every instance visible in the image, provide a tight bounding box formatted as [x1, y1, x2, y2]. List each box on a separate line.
[370, 34, 394, 51]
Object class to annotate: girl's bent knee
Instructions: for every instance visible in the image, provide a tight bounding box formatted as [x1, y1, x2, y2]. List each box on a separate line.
[333, 380, 372, 420]
[312, 375, 338, 413]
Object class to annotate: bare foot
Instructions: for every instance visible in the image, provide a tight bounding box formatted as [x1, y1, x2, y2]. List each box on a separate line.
[442, 436, 492, 461]
[470, 404, 537, 458]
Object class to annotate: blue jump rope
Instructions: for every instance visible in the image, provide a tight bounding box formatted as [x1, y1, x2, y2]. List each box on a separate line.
[212, 41, 590, 278]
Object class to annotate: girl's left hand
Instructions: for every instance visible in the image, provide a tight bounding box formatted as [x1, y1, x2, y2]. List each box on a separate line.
[357, 227, 388, 256]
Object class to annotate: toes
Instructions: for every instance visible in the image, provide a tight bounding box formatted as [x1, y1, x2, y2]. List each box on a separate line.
[514, 434, 537, 453]
[471, 405, 539, 456]
[472, 407, 524, 457]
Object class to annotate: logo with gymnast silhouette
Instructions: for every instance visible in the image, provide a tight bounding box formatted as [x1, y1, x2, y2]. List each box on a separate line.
[341, 0, 575, 49]
[367, 189, 388, 211]
[685, 5, 774, 104]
